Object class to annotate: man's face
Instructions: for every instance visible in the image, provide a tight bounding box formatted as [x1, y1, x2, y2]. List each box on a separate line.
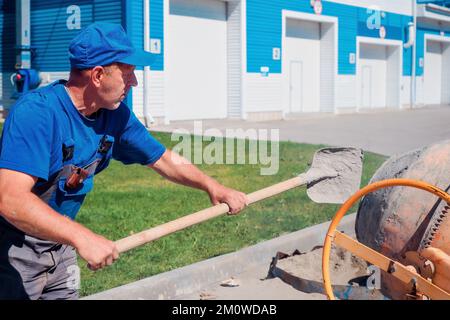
[97, 63, 138, 110]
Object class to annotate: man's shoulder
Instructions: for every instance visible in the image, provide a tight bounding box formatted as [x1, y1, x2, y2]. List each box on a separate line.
[9, 81, 63, 117]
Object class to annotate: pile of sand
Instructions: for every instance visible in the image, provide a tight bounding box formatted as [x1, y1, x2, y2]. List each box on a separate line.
[270, 245, 387, 300]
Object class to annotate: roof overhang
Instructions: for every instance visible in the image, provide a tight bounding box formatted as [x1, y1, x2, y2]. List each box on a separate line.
[417, 4, 450, 31]
[418, 3, 450, 22]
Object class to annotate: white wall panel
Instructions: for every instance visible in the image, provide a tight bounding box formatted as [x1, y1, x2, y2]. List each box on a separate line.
[418, 35, 450, 107]
[147, 71, 165, 118]
[401, 76, 411, 107]
[132, 71, 145, 119]
[281, 11, 337, 115]
[424, 40, 443, 105]
[442, 43, 450, 105]
[320, 23, 335, 112]
[358, 43, 387, 109]
[38, 71, 69, 86]
[356, 38, 402, 110]
[386, 46, 400, 108]
[166, 0, 227, 121]
[227, 0, 242, 118]
[132, 70, 165, 119]
[243, 73, 282, 113]
[417, 76, 425, 106]
[284, 18, 320, 113]
[335, 75, 357, 109]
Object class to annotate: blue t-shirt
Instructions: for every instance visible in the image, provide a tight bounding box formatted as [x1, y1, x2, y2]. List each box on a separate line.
[0, 80, 166, 219]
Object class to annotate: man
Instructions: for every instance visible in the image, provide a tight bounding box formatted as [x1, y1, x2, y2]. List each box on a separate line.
[0, 22, 247, 300]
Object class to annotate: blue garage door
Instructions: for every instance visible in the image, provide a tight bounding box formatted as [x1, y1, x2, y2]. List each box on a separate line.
[0, 0, 16, 72]
[31, 0, 123, 71]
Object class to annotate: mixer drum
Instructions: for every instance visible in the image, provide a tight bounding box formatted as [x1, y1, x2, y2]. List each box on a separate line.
[356, 140, 450, 299]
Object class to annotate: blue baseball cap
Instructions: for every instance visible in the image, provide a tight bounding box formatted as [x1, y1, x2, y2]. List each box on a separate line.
[69, 22, 155, 69]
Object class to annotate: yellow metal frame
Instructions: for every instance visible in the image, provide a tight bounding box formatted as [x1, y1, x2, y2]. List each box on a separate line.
[322, 178, 450, 300]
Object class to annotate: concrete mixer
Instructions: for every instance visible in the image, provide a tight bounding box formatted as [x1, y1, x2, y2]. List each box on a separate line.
[322, 140, 450, 300]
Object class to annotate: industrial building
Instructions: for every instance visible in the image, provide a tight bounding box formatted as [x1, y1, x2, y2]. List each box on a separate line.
[1, 0, 449, 124]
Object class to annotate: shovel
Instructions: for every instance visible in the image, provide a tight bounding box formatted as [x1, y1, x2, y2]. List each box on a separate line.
[115, 147, 364, 253]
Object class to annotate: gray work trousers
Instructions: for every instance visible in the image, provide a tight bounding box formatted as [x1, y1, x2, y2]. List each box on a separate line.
[0, 223, 79, 300]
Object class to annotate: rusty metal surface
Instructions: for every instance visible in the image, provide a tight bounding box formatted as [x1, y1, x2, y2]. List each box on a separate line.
[420, 205, 450, 253]
[399, 251, 435, 280]
[355, 140, 450, 299]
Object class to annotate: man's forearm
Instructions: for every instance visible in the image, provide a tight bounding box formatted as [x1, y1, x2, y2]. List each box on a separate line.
[149, 150, 220, 193]
[149, 150, 248, 213]
[0, 191, 94, 248]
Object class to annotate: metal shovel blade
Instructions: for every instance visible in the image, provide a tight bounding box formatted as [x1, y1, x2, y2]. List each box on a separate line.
[306, 147, 364, 204]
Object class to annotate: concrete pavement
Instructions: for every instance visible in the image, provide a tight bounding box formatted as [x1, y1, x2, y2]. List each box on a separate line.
[150, 106, 450, 156]
[85, 214, 357, 300]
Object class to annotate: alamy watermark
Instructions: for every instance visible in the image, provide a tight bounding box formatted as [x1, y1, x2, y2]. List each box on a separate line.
[66, 265, 81, 290]
[170, 121, 280, 176]
[366, 265, 381, 290]
[366, 5, 385, 30]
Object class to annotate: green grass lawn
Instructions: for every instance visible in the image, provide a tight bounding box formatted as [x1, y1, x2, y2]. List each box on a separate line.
[0, 121, 386, 296]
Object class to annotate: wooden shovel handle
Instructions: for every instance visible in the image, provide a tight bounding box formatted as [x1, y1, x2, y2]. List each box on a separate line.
[115, 175, 307, 253]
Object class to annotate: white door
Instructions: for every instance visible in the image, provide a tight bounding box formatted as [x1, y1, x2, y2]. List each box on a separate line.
[358, 43, 387, 109]
[284, 19, 320, 113]
[361, 65, 372, 108]
[424, 40, 443, 105]
[166, 0, 227, 120]
[289, 61, 303, 113]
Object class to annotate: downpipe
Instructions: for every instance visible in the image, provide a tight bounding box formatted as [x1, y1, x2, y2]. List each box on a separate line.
[143, 0, 155, 127]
